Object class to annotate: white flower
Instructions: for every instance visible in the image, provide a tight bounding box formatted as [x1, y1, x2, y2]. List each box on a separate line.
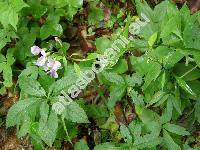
[35, 56, 47, 67]
[31, 45, 62, 78]
[35, 49, 47, 67]
[47, 59, 61, 71]
[31, 46, 42, 55]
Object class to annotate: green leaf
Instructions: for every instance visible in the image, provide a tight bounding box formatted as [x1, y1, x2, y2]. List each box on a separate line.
[39, 102, 58, 146]
[0, 29, 13, 50]
[134, 134, 162, 149]
[120, 124, 132, 143]
[147, 91, 166, 107]
[6, 49, 15, 65]
[95, 37, 112, 53]
[6, 98, 41, 127]
[148, 32, 157, 47]
[0, 0, 28, 30]
[111, 59, 128, 74]
[94, 143, 119, 150]
[74, 139, 89, 150]
[2, 63, 13, 87]
[163, 130, 181, 150]
[173, 63, 200, 81]
[107, 85, 126, 109]
[28, 3, 48, 18]
[40, 23, 63, 40]
[171, 95, 182, 115]
[175, 76, 196, 96]
[49, 71, 78, 96]
[160, 15, 180, 38]
[143, 62, 162, 90]
[194, 54, 200, 68]
[135, 0, 153, 20]
[19, 66, 38, 80]
[102, 71, 125, 85]
[17, 115, 31, 138]
[19, 77, 46, 97]
[68, 0, 83, 8]
[195, 100, 200, 123]
[38, 70, 55, 93]
[135, 106, 160, 124]
[163, 123, 190, 136]
[47, 0, 68, 8]
[128, 88, 144, 106]
[62, 102, 89, 123]
[125, 73, 143, 87]
[88, 4, 104, 26]
[161, 97, 173, 124]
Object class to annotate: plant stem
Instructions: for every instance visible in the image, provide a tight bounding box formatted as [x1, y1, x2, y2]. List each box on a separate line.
[61, 116, 73, 145]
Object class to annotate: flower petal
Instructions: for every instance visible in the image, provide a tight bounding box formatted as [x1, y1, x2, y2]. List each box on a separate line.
[47, 59, 61, 71]
[36, 56, 47, 67]
[52, 61, 61, 70]
[41, 49, 47, 56]
[31, 46, 41, 55]
[50, 69, 58, 78]
[47, 58, 55, 68]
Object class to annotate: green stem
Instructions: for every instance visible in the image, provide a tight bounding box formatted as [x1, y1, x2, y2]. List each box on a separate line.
[61, 116, 73, 145]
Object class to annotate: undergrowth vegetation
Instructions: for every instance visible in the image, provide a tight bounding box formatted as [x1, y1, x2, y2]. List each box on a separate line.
[0, 0, 200, 149]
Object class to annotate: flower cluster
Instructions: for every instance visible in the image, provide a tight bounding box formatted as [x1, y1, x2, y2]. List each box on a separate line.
[31, 46, 61, 78]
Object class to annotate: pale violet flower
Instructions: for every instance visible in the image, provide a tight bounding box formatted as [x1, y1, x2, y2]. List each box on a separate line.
[47, 59, 61, 78]
[36, 56, 47, 66]
[49, 69, 59, 78]
[31, 45, 62, 78]
[35, 49, 47, 67]
[31, 46, 42, 55]
[47, 59, 61, 71]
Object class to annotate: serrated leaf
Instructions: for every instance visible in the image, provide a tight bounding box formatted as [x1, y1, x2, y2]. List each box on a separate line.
[142, 62, 162, 90]
[39, 102, 58, 146]
[134, 134, 162, 149]
[147, 91, 166, 107]
[163, 130, 181, 150]
[62, 102, 89, 123]
[102, 71, 125, 85]
[17, 115, 31, 138]
[0, 0, 28, 30]
[6, 98, 41, 127]
[163, 123, 190, 136]
[175, 76, 196, 96]
[19, 66, 38, 80]
[125, 73, 143, 87]
[120, 124, 132, 143]
[161, 97, 173, 124]
[49, 68, 78, 96]
[128, 88, 144, 106]
[3, 63, 12, 87]
[19, 77, 46, 97]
